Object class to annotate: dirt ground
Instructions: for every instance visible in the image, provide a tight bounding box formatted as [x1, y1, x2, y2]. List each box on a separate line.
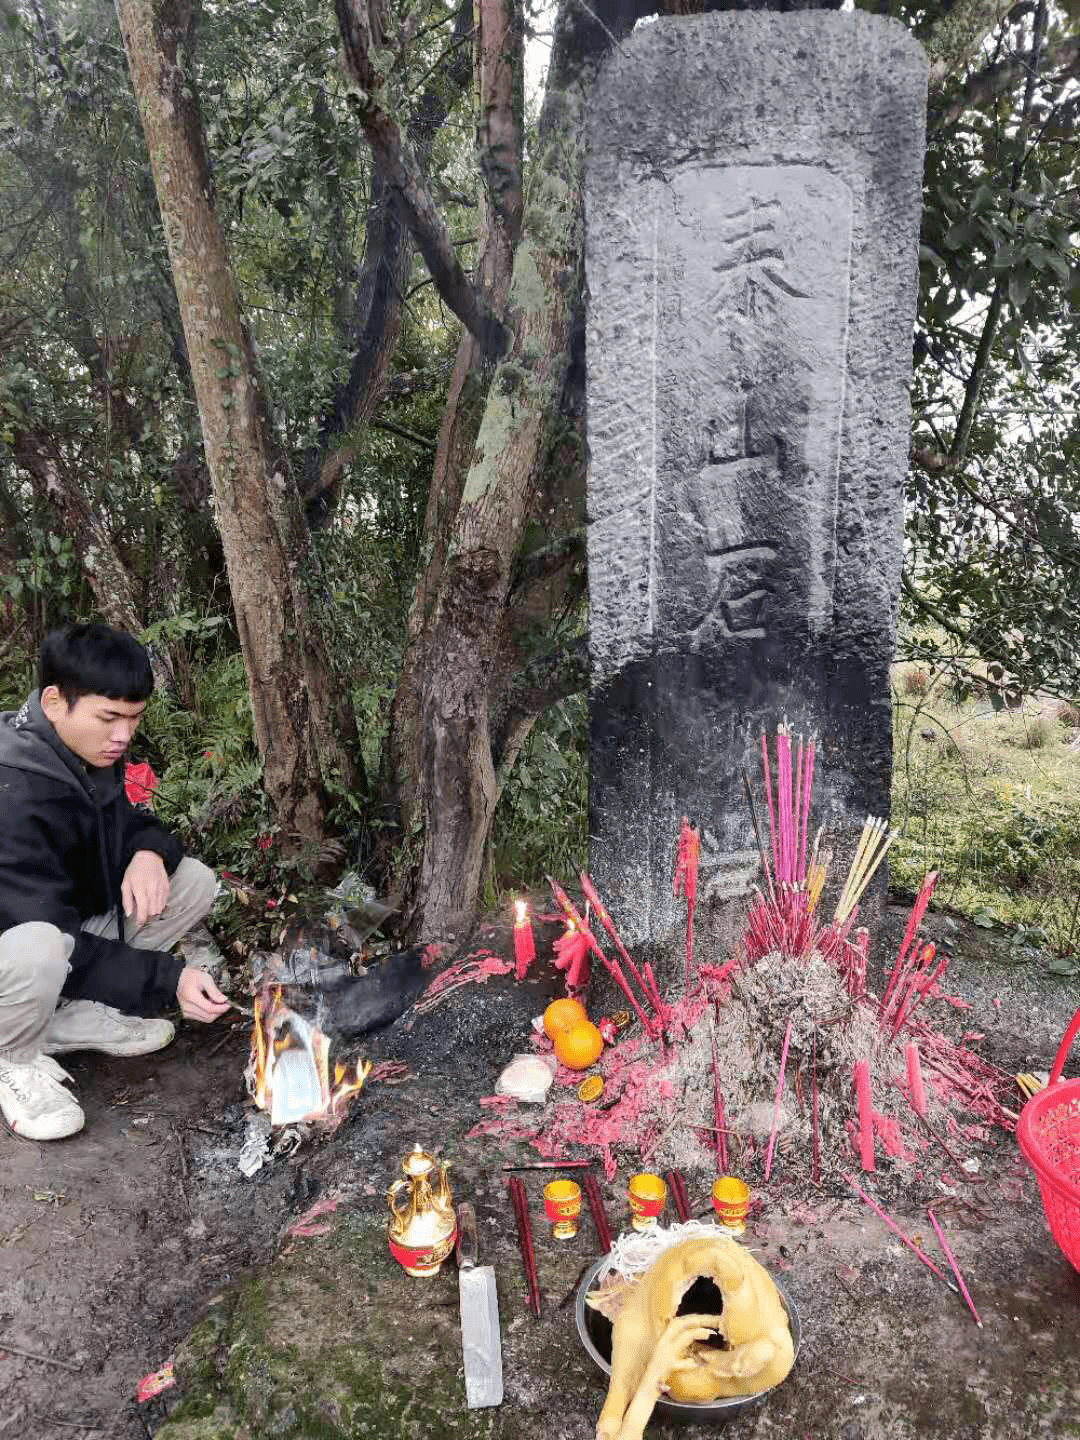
[2, 903, 1079, 1440]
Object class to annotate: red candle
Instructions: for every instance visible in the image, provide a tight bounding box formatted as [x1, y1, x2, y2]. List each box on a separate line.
[854, 1059, 875, 1172]
[906, 1042, 928, 1118]
[553, 921, 589, 993]
[513, 899, 536, 980]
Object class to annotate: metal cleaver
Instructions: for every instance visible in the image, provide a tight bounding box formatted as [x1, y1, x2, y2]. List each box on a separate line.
[455, 1202, 503, 1409]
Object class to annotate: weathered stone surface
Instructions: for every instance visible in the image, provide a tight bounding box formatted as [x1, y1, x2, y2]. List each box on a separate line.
[586, 12, 927, 951]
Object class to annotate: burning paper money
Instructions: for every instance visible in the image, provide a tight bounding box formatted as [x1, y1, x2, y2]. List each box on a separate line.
[247, 987, 372, 1127]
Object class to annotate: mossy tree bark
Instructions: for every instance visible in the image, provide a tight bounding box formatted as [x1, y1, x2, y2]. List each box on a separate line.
[114, 0, 355, 845]
[382, 0, 652, 936]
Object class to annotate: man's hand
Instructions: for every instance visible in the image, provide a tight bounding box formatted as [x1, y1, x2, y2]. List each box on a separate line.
[177, 966, 231, 1023]
[122, 849, 171, 927]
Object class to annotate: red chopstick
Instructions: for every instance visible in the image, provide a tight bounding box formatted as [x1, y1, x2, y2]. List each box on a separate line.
[583, 1172, 614, 1252]
[508, 1177, 542, 1317]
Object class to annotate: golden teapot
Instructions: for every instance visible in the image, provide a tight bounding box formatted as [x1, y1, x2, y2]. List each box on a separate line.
[387, 1144, 456, 1278]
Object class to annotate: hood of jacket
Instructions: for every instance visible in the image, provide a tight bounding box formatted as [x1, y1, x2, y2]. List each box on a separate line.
[0, 690, 126, 804]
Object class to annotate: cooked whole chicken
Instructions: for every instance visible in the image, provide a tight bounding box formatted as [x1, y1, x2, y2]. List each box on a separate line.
[586, 1234, 794, 1440]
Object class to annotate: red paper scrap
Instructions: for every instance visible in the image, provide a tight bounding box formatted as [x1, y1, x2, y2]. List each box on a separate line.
[284, 1195, 340, 1239]
[136, 1361, 176, 1402]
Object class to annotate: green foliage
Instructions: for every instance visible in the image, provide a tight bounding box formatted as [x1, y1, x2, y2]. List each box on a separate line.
[891, 684, 1080, 961]
[491, 694, 588, 891]
[899, 0, 1080, 699]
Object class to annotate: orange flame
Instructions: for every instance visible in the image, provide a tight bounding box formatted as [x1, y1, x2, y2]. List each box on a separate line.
[247, 986, 372, 1128]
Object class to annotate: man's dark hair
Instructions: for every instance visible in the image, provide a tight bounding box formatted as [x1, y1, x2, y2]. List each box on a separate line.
[40, 623, 154, 707]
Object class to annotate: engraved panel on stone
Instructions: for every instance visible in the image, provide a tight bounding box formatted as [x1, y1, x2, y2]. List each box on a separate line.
[659, 166, 853, 655]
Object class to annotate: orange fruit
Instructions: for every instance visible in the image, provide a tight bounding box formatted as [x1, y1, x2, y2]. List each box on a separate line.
[578, 1075, 605, 1103]
[544, 997, 588, 1041]
[554, 1020, 604, 1071]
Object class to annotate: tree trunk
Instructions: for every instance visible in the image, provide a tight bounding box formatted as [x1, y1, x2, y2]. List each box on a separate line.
[385, 0, 524, 836]
[400, 0, 643, 936]
[114, 0, 355, 845]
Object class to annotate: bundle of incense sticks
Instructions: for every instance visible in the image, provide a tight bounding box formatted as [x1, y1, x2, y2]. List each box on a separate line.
[881, 871, 939, 1017]
[547, 876, 659, 1038]
[854, 1059, 876, 1172]
[745, 886, 818, 961]
[578, 871, 668, 1022]
[507, 1177, 541, 1317]
[583, 1172, 614, 1252]
[834, 816, 896, 925]
[760, 728, 816, 888]
[890, 943, 948, 1037]
[836, 927, 871, 999]
[666, 1169, 691, 1223]
[673, 817, 701, 986]
[805, 839, 829, 912]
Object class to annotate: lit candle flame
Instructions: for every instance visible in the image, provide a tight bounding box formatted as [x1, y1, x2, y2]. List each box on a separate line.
[514, 898, 528, 926]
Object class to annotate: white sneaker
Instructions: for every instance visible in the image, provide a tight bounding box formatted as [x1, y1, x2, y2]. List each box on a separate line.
[0, 1054, 85, 1140]
[42, 1000, 176, 1057]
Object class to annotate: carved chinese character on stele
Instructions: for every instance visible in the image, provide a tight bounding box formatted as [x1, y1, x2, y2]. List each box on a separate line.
[658, 165, 854, 658]
[586, 14, 927, 955]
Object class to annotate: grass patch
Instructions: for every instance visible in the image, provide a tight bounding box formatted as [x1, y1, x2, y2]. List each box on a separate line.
[891, 680, 1080, 962]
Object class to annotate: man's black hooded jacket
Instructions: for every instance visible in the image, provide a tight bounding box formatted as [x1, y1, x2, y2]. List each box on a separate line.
[0, 690, 186, 1014]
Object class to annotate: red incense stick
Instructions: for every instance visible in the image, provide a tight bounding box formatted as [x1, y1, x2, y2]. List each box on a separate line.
[906, 1042, 928, 1118]
[854, 1059, 876, 1172]
[665, 1169, 691, 1223]
[547, 877, 657, 1036]
[583, 1172, 614, 1253]
[579, 871, 659, 1012]
[502, 1159, 594, 1171]
[764, 1018, 793, 1181]
[811, 1034, 821, 1185]
[927, 1209, 983, 1327]
[843, 1174, 956, 1291]
[507, 1177, 541, 1317]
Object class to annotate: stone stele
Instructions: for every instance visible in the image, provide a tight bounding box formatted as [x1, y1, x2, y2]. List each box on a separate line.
[585, 12, 927, 953]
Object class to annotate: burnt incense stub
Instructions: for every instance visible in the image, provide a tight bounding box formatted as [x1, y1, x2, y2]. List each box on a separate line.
[585, 12, 927, 954]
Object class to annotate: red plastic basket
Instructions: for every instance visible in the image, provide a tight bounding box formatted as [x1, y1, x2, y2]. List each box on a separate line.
[1017, 1006, 1080, 1272]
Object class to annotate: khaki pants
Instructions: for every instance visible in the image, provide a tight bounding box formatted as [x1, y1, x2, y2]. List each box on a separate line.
[0, 857, 216, 1061]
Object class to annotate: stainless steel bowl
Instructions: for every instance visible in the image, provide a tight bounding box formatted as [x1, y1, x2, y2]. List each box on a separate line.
[574, 1254, 801, 1425]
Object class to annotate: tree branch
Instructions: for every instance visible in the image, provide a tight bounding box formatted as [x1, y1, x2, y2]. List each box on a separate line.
[335, 0, 510, 359]
[304, 0, 474, 525]
[900, 570, 971, 643]
[949, 0, 1049, 465]
[491, 633, 589, 782]
[925, 0, 1022, 91]
[370, 415, 437, 451]
[934, 35, 1080, 130]
[477, 0, 524, 252]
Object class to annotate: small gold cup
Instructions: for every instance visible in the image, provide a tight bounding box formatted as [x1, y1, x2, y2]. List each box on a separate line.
[711, 1175, 751, 1233]
[543, 1179, 582, 1240]
[627, 1172, 667, 1231]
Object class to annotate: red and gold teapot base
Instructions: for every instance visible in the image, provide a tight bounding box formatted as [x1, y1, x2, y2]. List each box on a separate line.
[388, 1228, 457, 1278]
